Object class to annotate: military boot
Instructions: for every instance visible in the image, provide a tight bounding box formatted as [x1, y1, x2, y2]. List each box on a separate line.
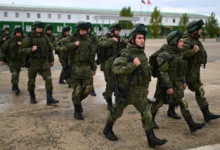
[14, 84, 21, 95]
[145, 128, 167, 148]
[46, 91, 59, 105]
[167, 104, 181, 119]
[74, 104, 84, 120]
[12, 84, 16, 91]
[185, 116, 205, 133]
[106, 98, 113, 111]
[103, 121, 118, 141]
[29, 91, 37, 104]
[90, 89, 96, 96]
[201, 105, 220, 123]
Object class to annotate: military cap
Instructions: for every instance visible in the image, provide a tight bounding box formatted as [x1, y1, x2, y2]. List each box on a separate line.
[46, 24, 53, 30]
[75, 21, 89, 30]
[32, 21, 45, 29]
[87, 22, 92, 28]
[4, 27, 9, 31]
[128, 25, 147, 42]
[187, 19, 204, 33]
[14, 27, 23, 34]
[167, 30, 183, 46]
[109, 23, 122, 32]
[62, 26, 71, 33]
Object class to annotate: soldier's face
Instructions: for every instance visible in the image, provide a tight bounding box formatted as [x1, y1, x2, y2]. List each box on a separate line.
[135, 34, 145, 47]
[36, 27, 43, 33]
[79, 29, 87, 36]
[15, 32, 22, 38]
[177, 38, 184, 49]
[197, 28, 202, 36]
[5, 30, 9, 34]
[64, 31, 70, 36]
[114, 29, 120, 36]
[47, 30, 52, 34]
[88, 28, 91, 34]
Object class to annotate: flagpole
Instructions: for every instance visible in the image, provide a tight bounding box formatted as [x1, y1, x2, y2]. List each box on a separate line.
[147, 2, 149, 25]
[141, 1, 142, 23]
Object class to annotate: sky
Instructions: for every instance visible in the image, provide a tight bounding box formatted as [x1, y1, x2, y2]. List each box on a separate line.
[1, 0, 220, 24]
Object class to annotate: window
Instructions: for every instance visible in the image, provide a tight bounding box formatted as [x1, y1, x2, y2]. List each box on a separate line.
[26, 13, 30, 18]
[86, 15, 89, 20]
[58, 14, 61, 19]
[37, 13, 41, 18]
[57, 26, 63, 32]
[26, 25, 31, 32]
[4, 12, 8, 17]
[48, 13, 51, 19]
[15, 25, 20, 28]
[67, 14, 71, 20]
[15, 12, 19, 18]
[173, 19, 175, 23]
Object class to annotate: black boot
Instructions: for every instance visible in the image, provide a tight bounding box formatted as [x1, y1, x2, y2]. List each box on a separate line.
[106, 98, 113, 111]
[167, 104, 181, 119]
[59, 79, 66, 84]
[201, 105, 220, 123]
[12, 84, 16, 91]
[146, 128, 167, 148]
[29, 91, 37, 104]
[185, 116, 205, 133]
[103, 121, 118, 141]
[14, 84, 21, 95]
[90, 89, 96, 96]
[74, 104, 84, 120]
[46, 91, 59, 105]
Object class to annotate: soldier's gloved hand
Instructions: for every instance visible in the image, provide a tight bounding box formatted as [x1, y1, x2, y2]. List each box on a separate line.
[92, 71, 96, 76]
[3, 38, 6, 41]
[133, 57, 141, 67]
[17, 42, 22, 46]
[183, 83, 187, 90]
[50, 62, 54, 67]
[112, 37, 118, 43]
[0, 61, 5, 67]
[32, 45, 37, 52]
[166, 88, 173, 95]
[193, 45, 200, 53]
[75, 41, 80, 46]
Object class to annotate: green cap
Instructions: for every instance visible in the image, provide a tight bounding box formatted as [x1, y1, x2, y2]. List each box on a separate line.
[187, 19, 204, 33]
[167, 30, 183, 46]
[109, 23, 122, 32]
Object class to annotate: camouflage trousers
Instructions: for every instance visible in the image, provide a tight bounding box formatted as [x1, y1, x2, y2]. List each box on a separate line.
[58, 54, 65, 81]
[107, 85, 153, 131]
[70, 77, 93, 105]
[8, 61, 23, 84]
[103, 78, 114, 99]
[28, 61, 53, 92]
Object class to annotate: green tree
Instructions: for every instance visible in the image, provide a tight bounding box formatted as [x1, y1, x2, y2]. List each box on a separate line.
[150, 7, 162, 38]
[205, 12, 219, 38]
[179, 13, 189, 32]
[119, 7, 134, 29]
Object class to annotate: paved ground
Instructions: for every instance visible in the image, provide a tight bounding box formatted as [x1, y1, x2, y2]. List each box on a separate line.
[0, 39, 220, 150]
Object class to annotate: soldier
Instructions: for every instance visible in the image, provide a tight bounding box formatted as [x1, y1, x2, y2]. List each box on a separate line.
[98, 23, 126, 110]
[150, 31, 206, 133]
[45, 24, 55, 44]
[19, 21, 59, 105]
[87, 22, 98, 96]
[0, 27, 12, 47]
[103, 26, 167, 148]
[55, 21, 97, 120]
[0, 27, 25, 95]
[180, 20, 220, 122]
[54, 26, 71, 86]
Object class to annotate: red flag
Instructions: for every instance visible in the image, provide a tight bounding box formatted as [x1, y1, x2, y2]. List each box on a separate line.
[142, 0, 146, 4]
[148, 0, 151, 5]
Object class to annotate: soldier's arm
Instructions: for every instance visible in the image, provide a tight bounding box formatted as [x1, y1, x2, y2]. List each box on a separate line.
[112, 55, 136, 75]
[90, 45, 97, 71]
[182, 38, 196, 58]
[98, 36, 114, 48]
[19, 37, 32, 55]
[0, 41, 9, 62]
[47, 37, 54, 62]
[157, 53, 172, 89]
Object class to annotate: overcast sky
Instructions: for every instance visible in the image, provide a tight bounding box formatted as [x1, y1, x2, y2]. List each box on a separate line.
[1, 0, 220, 23]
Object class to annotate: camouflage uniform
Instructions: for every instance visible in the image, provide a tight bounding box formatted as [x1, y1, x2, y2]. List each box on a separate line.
[98, 23, 126, 110]
[0, 28, 12, 47]
[45, 24, 55, 44]
[0, 27, 24, 95]
[182, 20, 220, 122]
[103, 26, 167, 148]
[55, 21, 97, 120]
[151, 31, 205, 133]
[19, 21, 59, 105]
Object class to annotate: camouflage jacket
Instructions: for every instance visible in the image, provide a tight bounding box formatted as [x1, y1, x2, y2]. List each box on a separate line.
[0, 33, 12, 47]
[46, 33, 55, 44]
[55, 33, 97, 79]
[112, 43, 151, 89]
[19, 32, 54, 63]
[0, 36, 24, 62]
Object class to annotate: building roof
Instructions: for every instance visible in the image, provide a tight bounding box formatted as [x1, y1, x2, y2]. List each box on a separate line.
[0, 3, 208, 18]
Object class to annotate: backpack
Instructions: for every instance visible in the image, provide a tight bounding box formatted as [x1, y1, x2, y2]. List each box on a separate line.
[149, 49, 163, 78]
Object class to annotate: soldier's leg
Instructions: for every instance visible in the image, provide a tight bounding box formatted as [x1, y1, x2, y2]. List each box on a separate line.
[103, 103, 127, 141]
[151, 99, 164, 129]
[8, 64, 19, 93]
[28, 66, 38, 104]
[40, 68, 59, 105]
[58, 54, 65, 84]
[174, 97, 205, 133]
[134, 98, 167, 148]
[103, 79, 114, 111]
[90, 77, 96, 96]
